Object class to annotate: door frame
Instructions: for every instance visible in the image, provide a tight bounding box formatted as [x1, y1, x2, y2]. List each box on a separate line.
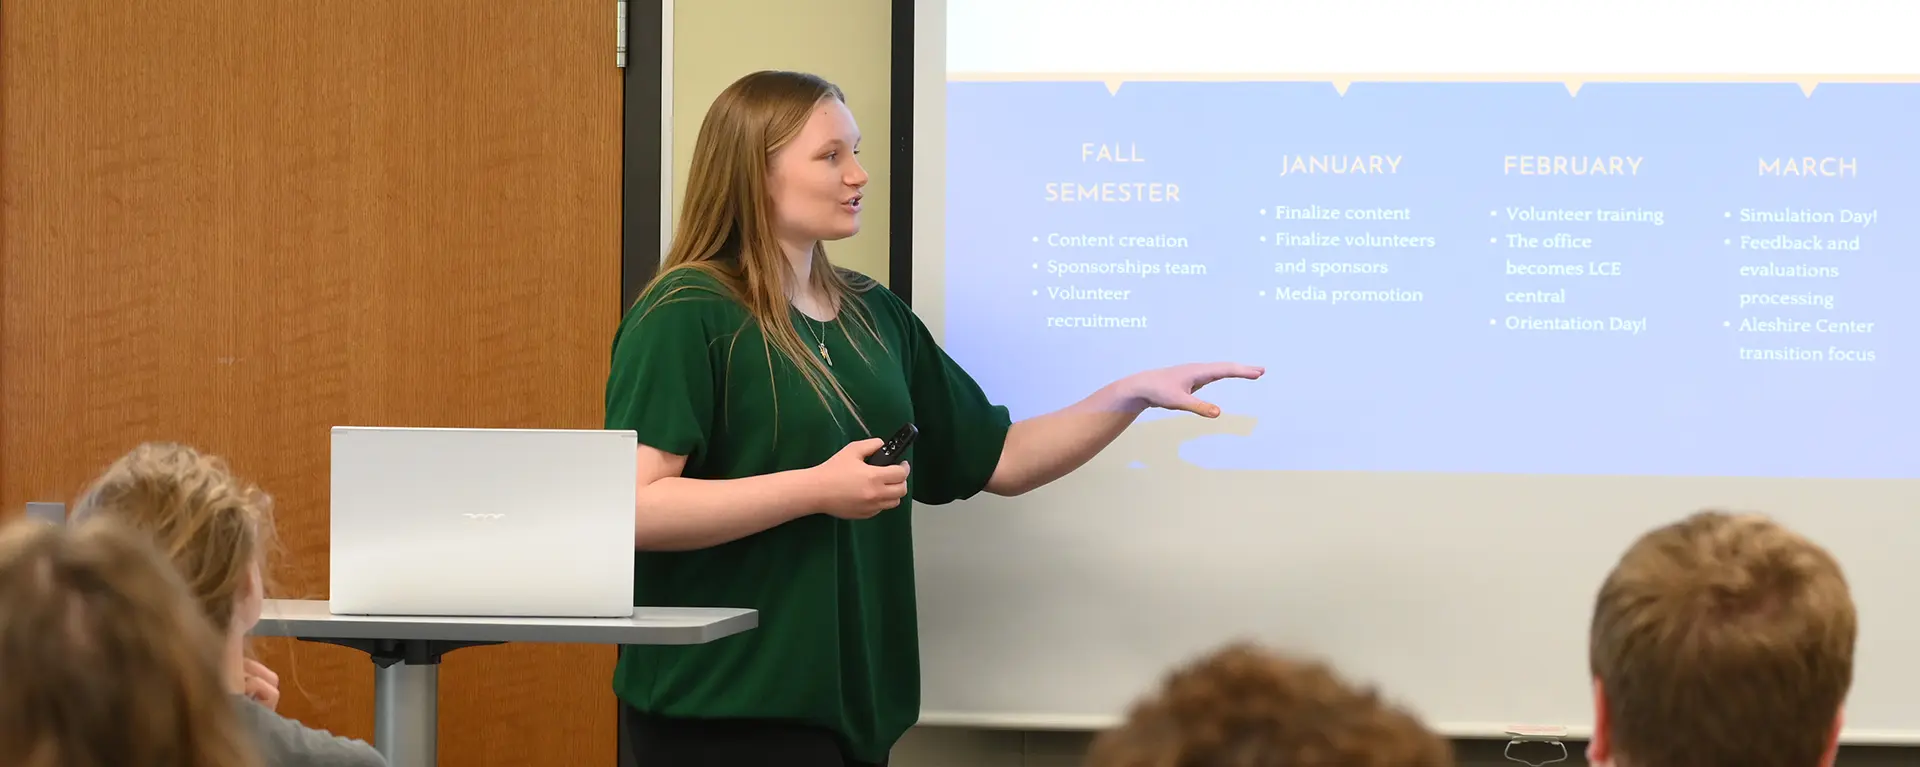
[621, 0, 670, 309]
[614, 1, 667, 764]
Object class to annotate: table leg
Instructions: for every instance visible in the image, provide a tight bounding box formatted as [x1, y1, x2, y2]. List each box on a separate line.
[301, 637, 501, 767]
[374, 661, 438, 767]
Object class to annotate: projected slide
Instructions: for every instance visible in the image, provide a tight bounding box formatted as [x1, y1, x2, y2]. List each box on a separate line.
[936, 1, 1920, 479]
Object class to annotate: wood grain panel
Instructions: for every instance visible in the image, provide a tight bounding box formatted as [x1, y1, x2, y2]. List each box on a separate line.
[1, 2, 623, 765]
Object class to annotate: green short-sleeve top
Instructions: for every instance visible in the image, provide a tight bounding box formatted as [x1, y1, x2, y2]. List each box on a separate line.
[602, 265, 1012, 763]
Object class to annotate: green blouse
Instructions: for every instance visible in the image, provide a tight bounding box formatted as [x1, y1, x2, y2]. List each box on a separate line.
[602, 265, 1012, 762]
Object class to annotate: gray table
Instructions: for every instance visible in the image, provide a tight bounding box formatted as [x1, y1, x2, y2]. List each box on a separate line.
[252, 598, 756, 767]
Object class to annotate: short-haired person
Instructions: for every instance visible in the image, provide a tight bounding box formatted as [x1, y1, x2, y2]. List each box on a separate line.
[1084, 641, 1454, 767]
[0, 515, 261, 767]
[1587, 510, 1856, 767]
[606, 69, 1262, 766]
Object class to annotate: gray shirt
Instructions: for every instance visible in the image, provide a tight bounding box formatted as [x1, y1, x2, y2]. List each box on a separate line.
[232, 695, 388, 767]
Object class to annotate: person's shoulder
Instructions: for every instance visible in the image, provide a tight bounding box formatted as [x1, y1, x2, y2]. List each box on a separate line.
[626, 265, 746, 329]
[837, 267, 913, 326]
[639, 264, 736, 307]
[232, 696, 388, 767]
[834, 265, 885, 292]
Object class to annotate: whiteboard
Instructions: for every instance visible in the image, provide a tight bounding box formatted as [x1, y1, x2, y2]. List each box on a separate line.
[910, 453, 1920, 743]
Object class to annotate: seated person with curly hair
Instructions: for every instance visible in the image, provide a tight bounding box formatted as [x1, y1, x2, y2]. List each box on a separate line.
[1086, 641, 1454, 767]
[70, 442, 386, 767]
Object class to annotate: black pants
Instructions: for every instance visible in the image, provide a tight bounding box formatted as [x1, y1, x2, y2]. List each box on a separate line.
[622, 706, 887, 767]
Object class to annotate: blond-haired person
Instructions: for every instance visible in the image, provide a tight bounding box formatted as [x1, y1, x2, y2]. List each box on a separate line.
[605, 69, 1262, 765]
[0, 514, 261, 767]
[1587, 510, 1856, 767]
[72, 442, 386, 767]
[1085, 641, 1454, 767]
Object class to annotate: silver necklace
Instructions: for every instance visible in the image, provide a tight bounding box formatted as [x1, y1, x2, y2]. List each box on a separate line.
[798, 314, 832, 366]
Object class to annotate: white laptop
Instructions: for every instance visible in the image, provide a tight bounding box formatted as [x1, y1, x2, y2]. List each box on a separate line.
[328, 426, 637, 618]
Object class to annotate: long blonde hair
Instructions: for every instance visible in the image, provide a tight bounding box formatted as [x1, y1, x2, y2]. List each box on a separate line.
[70, 442, 277, 636]
[0, 515, 262, 767]
[643, 69, 887, 433]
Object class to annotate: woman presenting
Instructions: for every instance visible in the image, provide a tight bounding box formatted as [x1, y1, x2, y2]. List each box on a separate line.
[605, 69, 1262, 766]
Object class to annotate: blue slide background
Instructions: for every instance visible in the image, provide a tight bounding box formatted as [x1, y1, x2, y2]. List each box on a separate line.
[940, 80, 1919, 479]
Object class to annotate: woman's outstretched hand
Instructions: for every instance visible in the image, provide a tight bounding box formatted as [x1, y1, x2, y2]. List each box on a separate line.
[1124, 362, 1264, 418]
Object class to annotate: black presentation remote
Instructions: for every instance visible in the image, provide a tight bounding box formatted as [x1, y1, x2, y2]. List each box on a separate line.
[865, 423, 918, 466]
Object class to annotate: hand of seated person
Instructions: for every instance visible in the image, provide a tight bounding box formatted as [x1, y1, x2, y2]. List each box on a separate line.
[242, 658, 281, 710]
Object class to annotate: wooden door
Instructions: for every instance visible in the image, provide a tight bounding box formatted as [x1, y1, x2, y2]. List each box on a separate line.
[1, 2, 624, 765]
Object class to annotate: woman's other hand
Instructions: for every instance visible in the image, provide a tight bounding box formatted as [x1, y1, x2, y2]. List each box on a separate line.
[1123, 362, 1265, 418]
[808, 439, 911, 520]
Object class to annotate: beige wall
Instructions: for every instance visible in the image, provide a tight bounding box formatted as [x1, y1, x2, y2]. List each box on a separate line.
[670, 0, 894, 285]
[665, 3, 1916, 766]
